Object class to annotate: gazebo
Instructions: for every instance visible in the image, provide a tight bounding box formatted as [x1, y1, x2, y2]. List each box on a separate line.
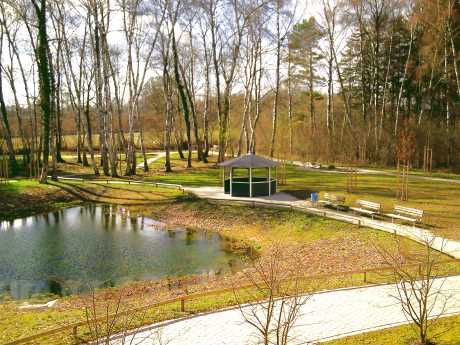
[218, 153, 278, 197]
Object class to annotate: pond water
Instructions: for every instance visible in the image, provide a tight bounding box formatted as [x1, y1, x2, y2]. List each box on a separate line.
[0, 205, 242, 299]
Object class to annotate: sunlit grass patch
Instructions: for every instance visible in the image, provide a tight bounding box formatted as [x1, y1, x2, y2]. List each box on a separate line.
[323, 314, 460, 345]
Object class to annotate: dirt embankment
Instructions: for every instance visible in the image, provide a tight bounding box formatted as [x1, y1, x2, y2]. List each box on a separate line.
[135, 200, 393, 274]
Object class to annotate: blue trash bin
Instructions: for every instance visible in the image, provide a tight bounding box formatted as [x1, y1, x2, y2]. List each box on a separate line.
[311, 192, 318, 206]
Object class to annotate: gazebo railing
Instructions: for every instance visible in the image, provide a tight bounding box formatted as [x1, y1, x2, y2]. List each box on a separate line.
[231, 179, 277, 184]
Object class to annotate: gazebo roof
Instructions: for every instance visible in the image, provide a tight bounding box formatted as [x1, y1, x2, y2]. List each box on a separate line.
[218, 153, 278, 168]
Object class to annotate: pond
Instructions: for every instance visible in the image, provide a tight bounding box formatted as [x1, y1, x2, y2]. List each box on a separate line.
[0, 204, 243, 299]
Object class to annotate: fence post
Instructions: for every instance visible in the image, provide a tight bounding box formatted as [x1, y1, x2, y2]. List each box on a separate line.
[73, 325, 78, 339]
[363, 271, 367, 282]
[181, 298, 185, 312]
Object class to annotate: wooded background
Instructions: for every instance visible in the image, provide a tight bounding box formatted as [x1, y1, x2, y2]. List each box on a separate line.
[1, 0, 460, 180]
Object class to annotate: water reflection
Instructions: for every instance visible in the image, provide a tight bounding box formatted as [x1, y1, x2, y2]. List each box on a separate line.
[0, 205, 242, 299]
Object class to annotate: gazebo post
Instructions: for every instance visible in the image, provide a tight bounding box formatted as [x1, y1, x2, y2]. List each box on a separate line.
[230, 167, 233, 196]
[249, 167, 253, 197]
[268, 167, 271, 196]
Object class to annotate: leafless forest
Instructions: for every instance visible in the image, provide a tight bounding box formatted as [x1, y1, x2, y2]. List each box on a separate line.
[1, 0, 460, 181]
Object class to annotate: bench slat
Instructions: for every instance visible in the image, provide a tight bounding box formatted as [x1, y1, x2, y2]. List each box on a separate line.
[394, 205, 423, 217]
[385, 205, 424, 224]
[356, 200, 381, 211]
[350, 207, 376, 215]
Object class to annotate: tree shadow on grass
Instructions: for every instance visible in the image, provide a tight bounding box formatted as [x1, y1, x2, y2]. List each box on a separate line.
[53, 182, 177, 204]
[96, 183, 179, 199]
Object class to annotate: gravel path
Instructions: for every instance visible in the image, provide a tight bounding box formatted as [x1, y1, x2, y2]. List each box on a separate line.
[112, 276, 460, 345]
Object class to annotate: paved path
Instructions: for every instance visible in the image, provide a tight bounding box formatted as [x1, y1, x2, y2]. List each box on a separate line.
[185, 186, 299, 202]
[113, 276, 460, 345]
[136, 152, 166, 169]
[185, 186, 460, 260]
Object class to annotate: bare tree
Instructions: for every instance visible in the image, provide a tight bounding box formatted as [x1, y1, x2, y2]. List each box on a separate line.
[0, 25, 18, 174]
[378, 237, 452, 345]
[198, 15, 211, 161]
[83, 288, 171, 345]
[234, 244, 309, 345]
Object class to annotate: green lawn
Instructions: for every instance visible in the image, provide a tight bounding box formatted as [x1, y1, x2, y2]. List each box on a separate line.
[129, 153, 460, 242]
[23, 150, 460, 242]
[3, 154, 460, 344]
[0, 179, 184, 221]
[0, 180, 79, 220]
[324, 314, 460, 345]
[279, 164, 460, 241]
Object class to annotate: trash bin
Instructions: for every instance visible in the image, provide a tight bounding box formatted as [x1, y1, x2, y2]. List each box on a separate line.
[310, 192, 318, 207]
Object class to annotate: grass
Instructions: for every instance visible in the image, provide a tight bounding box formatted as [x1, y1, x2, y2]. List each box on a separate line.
[125, 152, 460, 242]
[118, 152, 460, 242]
[280, 164, 460, 241]
[324, 314, 460, 345]
[52, 179, 184, 205]
[3, 180, 460, 344]
[0, 179, 184, 221]
[3, 153, 460, 343]
[0, 180, 79, 220]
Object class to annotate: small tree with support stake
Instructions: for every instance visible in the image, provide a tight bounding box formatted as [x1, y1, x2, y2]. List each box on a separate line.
[396, 120, 416, 201]
[346, 167, 358, 193]
[423, 145, 433, 173]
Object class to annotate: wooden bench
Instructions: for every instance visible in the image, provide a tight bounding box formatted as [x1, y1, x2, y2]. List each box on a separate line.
[385, 205, 424, 226]
[318, 193, 346, 210]
[350, 200, 381, 219]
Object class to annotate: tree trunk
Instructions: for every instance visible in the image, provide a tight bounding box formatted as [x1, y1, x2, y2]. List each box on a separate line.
[84, 82, 99, 175]
[32, 0, 53, 183]
[0, 74, 18, 174]
[269, 0, 281, 158]
[309, 48, 315, 130]
[171, 26, 192, 168]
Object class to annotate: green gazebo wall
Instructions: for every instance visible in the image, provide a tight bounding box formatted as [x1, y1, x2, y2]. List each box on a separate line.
[224, 178, 276, 197]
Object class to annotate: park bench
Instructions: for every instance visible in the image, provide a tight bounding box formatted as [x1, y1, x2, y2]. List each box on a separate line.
[385, 205, 424, 226]
[350, 200, 381, 219]
[318, 193, 346, 210]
